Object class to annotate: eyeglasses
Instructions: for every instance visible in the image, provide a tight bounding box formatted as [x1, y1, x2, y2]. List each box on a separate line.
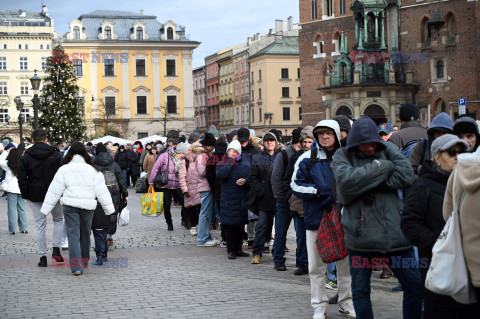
[446, 149, 464, 157]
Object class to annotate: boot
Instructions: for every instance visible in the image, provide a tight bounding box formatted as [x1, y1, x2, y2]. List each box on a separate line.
[102, 252, 108, 262]
[95, 255, 103, 266]
[52, 247, 64, 263]
[167, 222, 173, 231]
[38, 256, 47, 267]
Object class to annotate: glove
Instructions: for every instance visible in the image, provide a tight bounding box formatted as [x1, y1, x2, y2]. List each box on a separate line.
[235, 155, 242, 162]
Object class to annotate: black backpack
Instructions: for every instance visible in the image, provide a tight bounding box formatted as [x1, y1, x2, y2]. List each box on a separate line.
[101, 166, 120, 195]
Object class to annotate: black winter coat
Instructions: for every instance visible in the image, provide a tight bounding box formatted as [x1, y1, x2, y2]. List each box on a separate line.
[207, 150, 227, 202]
[114, 150, 130, 170]
[248, 149, 277, 213]
[216, 157, 250, 225]
[18, 142, 63, 202]
[401, 161, 450, 281]
[129, 151, 141, 176]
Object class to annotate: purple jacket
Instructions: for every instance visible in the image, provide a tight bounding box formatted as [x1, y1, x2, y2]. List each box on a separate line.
[149, 151, 180, 189]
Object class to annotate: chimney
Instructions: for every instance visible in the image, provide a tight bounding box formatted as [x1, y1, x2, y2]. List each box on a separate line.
[287, 16, 293, 31]
[275, 19, 283, 33]
[248, 37, 253, 44]
[275, 34, 282, 43]
[256, 33, 260, 41]
[269, 28, 274, 35]
[140, 10, 144, 15]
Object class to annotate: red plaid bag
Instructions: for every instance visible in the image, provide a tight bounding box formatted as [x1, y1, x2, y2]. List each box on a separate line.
[315, 205, 348, 263]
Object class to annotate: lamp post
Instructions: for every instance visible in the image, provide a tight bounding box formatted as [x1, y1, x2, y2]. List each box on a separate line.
[30, 69, 42, 130]
[13, 96, 24, 143]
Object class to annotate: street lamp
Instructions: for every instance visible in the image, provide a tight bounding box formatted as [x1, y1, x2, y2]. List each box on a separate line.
[14, 96, 24, 143]
[30, 69, 42, 130]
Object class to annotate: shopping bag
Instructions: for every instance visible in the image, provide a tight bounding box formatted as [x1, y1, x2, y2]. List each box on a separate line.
[119, 207, 130, 226]
[316, 205, 348, 263]
[140, 172, 148, 179]
[140, 186, 164, 216]
[425, 177, 477, 304]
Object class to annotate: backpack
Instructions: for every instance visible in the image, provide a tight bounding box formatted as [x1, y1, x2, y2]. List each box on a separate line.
[401, 140, 419, 158]
[101, 166, 120, 195]
[401, 138, 430, 163]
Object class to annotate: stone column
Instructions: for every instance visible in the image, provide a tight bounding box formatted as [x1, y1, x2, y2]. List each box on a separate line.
[374, 12, 379, 42]
[152, 51, 161, 118]
[122, 49, 131, 119]
[182, 50, 195, 132]
[389, 100, 397, 124]
[353, 101, 361, 118]
[364, 16, 368, 43]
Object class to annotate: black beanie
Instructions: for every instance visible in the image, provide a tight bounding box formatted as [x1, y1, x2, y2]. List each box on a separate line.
[291, 127, 302, 144]
[200, 133, 216, 147]
[96, 142, 108, 154]
[214, 138, 228, 155]
[399, 103, 420, 121]
[332, 115, 352, 133]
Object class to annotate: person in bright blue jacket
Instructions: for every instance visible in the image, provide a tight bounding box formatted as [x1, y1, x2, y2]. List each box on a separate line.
[216, 140, 250, 260]
[290, 120, 355, 319]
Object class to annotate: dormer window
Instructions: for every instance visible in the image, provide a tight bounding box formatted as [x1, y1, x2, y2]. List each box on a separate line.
[136, 27, 143, 40]
[167, 27, 174, 40]
[73, 26, 80, 39]
[105, 26, 111, 40]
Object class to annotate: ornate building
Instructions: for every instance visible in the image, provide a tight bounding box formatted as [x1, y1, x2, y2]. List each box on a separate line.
[62, 10, 199, 140]
[193, 66, 207, 131]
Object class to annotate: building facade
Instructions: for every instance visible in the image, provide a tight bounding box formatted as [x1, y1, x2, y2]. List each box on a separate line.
[61, 10, 199, 140]
[193, 66, 206, 131]
[0, 5, 55, 141]
[248, 35, 302, 139]
[233, 47, 250, 129]
[205, 53, 219, 129]
[299, 0, 480, 126]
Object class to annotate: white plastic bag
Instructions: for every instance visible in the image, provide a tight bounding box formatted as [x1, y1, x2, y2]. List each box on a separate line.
[425, 176, 477, 304]
[140, 172, 147, 179]
[118, 207, 130, 226]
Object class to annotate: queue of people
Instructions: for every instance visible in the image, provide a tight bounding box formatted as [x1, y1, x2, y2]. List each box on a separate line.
[3, 106, 480, 319]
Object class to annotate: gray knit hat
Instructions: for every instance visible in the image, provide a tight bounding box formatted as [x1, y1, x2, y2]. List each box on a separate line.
[175, 142, 188, 154]
[431, 134, 469, 157]
[300, 126, 314, 141]
[208, 125, 220, 138]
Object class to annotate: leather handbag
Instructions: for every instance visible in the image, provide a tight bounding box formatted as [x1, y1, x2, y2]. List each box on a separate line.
[154, 154, 170, 186]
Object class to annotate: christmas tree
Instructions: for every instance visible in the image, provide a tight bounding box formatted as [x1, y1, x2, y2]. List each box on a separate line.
[39, 45, 85, 144]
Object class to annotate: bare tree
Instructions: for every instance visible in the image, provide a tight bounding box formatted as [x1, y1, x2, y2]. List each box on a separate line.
[90, 98, 129, 139]
[159, 103, 177, 137]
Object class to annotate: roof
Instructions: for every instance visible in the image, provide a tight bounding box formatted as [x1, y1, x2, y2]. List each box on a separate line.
[66, 10, 194, 42]
[249, 36, 299, 59]
[0, 8, 52, 26]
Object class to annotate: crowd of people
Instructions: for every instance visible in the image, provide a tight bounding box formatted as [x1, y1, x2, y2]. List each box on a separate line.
[2, 102, 480, 318]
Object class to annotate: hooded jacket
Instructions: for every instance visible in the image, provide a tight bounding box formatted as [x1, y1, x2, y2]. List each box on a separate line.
[290, 120, 341, 230]
[94, 152, 128, 211]
[186, 142, 212, 193]
[401, 161, 451, 281]
[18, 142, 63, 202]
[40, 155, 115, 216]
[271, 144, 297, 203]
[129, 151, 141, 176]
[332, 117, 414, 253]
[443, 148, 480, 287]
[453, 116, 480, 152]
[179, 157, 201, 208]
[248, 133, 279, 213]
[114, 148, 130, 170]
[149, 149, 181, 189]
[388, 120, 428, 149]
[409, 112, 454, 175]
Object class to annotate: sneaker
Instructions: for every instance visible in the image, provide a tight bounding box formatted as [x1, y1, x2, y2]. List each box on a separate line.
[328, 293, 339, 304]
[9, 232, 15, 235]
[294, 265, 309, 276]
[338, 300, 356, 318]
[108, 238, 114, 246]
[20, 230, 28, 234]
[313, 306, 326, 319]
[197, 239, 218, 247]
[38, 256, 47, 267]
[251, 255, 261, 264]
[326, 281, 338, 291]
[380, 268, 393, 279]
[219, 240, 227, 248]
[72, 270, 83, 276]
[190, 227, 198, 236]
[228, 252, 236, 260]
[274, 262, 287, 271]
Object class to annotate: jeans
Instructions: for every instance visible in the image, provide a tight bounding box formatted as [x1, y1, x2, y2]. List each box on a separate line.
[29, 201, 63, 256]
[92, 229, 108, 257]
[328, 263, 337, 281]
[272, 202, 308, 266]
[211, 199, 220, 224]
[63, 206, 94, 272]
[7, 193, 28, 232]
[252, 210, 275, 256]
[197, 191, 214, 244]
[348, 248, 422, 319]
[121, 169, 128, 187]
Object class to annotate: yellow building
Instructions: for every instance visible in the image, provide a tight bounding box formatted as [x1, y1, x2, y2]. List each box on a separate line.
[248, 34, 302, 139]
[0, 5, 55, 142]
[62, 10, 199, 140]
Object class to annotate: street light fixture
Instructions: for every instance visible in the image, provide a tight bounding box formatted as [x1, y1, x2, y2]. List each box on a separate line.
[30, 69, 42, 130]
[14, 96, 24, 143]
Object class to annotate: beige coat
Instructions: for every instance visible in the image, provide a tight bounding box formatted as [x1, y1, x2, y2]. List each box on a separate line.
[443, 149, 480, 288]
[143, 153, 158, 182]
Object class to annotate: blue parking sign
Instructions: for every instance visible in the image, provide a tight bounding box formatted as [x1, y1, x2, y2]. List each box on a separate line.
[459, 98, 466, 106]
[459, 98, 466, 115]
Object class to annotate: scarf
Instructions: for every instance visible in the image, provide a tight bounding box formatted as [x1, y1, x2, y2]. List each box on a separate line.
[168, 149, 181, 176]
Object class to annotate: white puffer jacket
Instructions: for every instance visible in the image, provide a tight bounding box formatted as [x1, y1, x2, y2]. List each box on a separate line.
[0, 154, 20, 194]
[41, 155, 115, 216]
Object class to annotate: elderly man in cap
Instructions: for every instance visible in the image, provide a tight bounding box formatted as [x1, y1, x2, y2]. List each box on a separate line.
[389, 103, 427, 148]
[378, 123, 394, 142]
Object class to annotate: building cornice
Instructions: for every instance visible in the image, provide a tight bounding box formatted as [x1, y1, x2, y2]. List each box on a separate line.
[59, 41, 200, 50]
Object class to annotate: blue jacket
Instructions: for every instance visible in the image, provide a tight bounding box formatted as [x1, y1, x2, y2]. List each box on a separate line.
[216, 157, 250, 225]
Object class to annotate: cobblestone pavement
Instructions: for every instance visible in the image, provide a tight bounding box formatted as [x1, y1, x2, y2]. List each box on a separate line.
[0, 189, 404, 318]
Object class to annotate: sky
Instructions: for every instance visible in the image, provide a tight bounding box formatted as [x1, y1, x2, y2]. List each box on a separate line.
[4, 0, 300, 68]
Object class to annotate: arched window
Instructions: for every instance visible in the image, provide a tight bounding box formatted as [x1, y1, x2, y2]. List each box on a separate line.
[3, 44, 6, 49]
[25, 44, 28, 49]
[40, 44, 43, 50]
[167, 27, 174, 40]
[105, 26, 111, 39]
[19, 44, 22, 49]
[47, 45, 50, 49]
[336, 105, 352, 118]
[136, 27, 143, 39]
[436, 60, 444, 79]
[73, 26, 80, 39]
[448, 15, 456, 37]
[422, 17, 431, 43]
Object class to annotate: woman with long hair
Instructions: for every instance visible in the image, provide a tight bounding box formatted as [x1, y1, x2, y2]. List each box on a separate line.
[41, 142, 115, 275]
[0, 148, 28, 234]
